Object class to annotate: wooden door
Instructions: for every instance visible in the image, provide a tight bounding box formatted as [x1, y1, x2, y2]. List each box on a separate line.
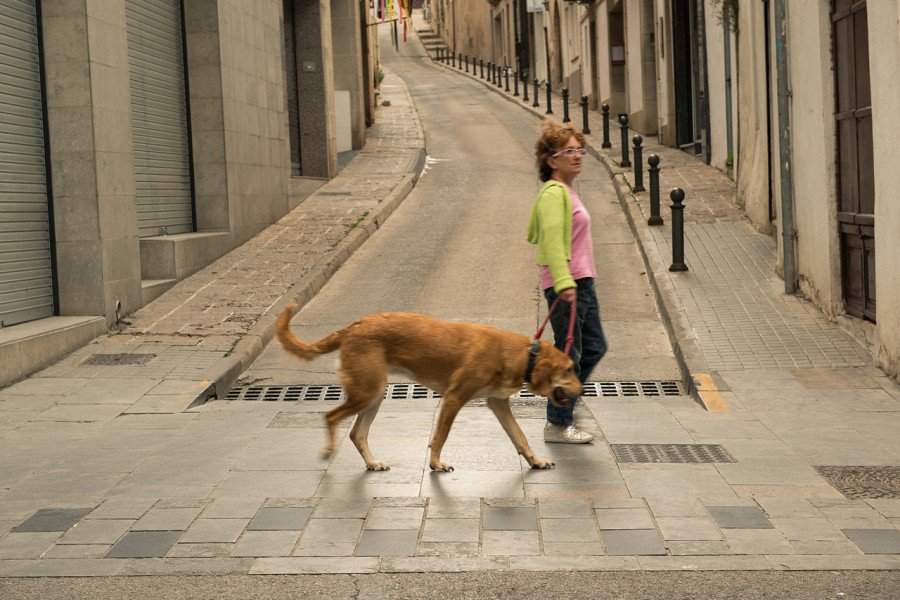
[833, 0, 875, 321]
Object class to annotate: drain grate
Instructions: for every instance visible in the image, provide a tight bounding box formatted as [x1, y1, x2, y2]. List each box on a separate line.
[82, 353, 156, 366]
[611, 444, 736, 464]
[815, 466, 900, 499]
[224, 380, 684, 402]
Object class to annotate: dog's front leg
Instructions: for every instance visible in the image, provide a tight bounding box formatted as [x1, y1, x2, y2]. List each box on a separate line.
[486, 397, 555, 470]
[429, 395, 466, 472]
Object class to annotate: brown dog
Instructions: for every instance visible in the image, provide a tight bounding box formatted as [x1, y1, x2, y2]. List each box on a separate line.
[275, 304, 582, 472]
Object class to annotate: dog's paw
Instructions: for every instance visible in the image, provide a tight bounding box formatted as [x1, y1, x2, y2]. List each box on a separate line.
[530, 458, 556, 470]
[366, 462, 391, 472]
[320, 447, 335, 460]
[429, 462, 455, 472]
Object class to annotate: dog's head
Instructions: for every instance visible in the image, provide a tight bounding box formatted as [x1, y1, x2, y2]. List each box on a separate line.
[527, 341, 582, 408]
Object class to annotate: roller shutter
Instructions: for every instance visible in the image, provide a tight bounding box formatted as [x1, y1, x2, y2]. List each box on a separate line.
[0, 0, 54, 327]
[126, 0, 194, 237]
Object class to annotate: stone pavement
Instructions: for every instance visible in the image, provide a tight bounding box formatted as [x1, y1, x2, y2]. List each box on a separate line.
[1, 20, 900, 579]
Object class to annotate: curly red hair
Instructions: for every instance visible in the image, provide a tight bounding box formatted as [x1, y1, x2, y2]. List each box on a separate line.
[534, 119, 585, 182]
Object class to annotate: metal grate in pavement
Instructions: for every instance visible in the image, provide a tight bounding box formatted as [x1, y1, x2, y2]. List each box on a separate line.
[224, 381, 685, 402]
[815, 466, 900, 499]
[81, 353, 156, 366]
[611, 444, 736, 464]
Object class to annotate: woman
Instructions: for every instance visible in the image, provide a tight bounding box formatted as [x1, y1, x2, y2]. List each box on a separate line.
[527, 120, 608, 444]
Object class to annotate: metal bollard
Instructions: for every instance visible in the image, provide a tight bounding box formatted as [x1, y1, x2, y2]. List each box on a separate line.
[451, 52, 456, 68]
[632, 135, 645, 192]
[522, 73, 529, 102]
[601, 103, 611, 149]
[562, 88, 570, 123]
[545, 80, 553, 115]
[480, 59, 484, 79]
[669, 188, 688, 272]
[533, 80, 540, 107]
[496, 65, 503, 88]
[580, 96, 591, 135]
[647, 154, 663, 226]
[618, 113, 631, 168]
[464, 55, 469, 73]
[488, 62, 492, 82]
[505, 67, 510, 92]
[513, 70, 519, 96]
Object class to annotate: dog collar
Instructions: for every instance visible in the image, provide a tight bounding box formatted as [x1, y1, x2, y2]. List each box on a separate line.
[523, 340, 540, 384]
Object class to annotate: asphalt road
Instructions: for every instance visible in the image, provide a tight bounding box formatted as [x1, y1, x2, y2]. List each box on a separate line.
[3, 571, 899, 599]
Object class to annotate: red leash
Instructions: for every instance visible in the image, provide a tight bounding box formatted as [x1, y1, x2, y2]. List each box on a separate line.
[534, 295, 577, 355]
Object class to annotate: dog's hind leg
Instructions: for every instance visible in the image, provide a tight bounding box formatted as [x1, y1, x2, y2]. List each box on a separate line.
[486, 397, 555, 470]
[350, 394, 389, 471]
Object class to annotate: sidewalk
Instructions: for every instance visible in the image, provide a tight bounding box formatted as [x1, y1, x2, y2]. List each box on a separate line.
[0, 68, 425, 415]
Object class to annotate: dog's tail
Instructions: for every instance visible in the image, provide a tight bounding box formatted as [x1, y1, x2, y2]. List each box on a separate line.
[275, 304, 346, 361]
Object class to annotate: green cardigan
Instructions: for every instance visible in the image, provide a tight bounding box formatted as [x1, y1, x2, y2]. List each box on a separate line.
[527, 180, 575, 292]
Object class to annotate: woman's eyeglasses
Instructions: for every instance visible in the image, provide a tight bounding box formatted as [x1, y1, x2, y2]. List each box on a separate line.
[553, 147, 587, 158]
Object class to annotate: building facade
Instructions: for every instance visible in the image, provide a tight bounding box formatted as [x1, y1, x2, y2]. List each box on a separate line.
[0, 0, 378, 386]
[433, 0, 900, 380]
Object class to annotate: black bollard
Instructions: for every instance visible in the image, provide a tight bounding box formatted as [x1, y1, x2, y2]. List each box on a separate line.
[513, 71, 519, 96]
[562, 88, 570, 123]
[632, 135, 645, 192]
[601, 103, 611, 149]
[533, 80, 540, 107]
[505, 67, 510, 92]
[648, 154, 663, 226]
[522, 73, 529, 102]
[581, 96, 591, 135]
[497, 65, 503, 88]
[488, 62, 492, 82]
[669, 188, 688, 272]
[618, 114, 631, 168]
[545, 80, 553, 115]
[451, 52, 456, 68]
[480, 59, 484, 79]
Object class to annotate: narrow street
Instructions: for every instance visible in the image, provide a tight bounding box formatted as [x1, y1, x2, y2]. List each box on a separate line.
[1, 16, 899, 600]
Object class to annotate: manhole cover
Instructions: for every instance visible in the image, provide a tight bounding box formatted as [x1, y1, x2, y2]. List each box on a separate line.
[612, 444, 736, 464]
[815, 466, 900, 499]
[82, 353, 156, 366]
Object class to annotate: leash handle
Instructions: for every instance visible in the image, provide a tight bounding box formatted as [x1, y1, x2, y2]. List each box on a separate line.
[533, 294, 577, 356]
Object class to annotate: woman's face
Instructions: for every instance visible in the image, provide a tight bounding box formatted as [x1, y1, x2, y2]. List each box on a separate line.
[548, 135, 583, 181]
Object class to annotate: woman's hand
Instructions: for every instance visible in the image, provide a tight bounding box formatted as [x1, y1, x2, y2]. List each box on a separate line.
[559, 287, 576, 303]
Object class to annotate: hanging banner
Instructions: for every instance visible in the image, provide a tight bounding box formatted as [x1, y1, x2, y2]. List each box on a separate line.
[526, 0, 544, 13]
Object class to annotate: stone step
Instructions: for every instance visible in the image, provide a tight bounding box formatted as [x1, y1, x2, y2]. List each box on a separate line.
[141, 278, 177, 305]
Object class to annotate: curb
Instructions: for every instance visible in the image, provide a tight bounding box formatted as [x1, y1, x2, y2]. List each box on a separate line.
[427, 57, 709, 408]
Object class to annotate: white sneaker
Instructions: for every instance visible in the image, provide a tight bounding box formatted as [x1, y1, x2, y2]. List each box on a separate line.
[544, 423, 594, 444]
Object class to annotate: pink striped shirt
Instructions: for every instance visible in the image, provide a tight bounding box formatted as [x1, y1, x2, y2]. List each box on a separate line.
[539, 186, 596, 290]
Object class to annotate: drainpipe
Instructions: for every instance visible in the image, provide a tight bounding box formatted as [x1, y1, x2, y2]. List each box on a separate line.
[774, 0, 796, 293]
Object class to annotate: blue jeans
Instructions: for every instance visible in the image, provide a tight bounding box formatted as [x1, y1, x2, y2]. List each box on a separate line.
[544, 278, 608, 425]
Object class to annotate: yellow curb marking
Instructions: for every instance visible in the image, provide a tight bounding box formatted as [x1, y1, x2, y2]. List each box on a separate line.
[693, 373, 728, 412]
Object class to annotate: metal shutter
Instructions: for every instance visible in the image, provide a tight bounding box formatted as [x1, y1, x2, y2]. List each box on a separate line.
[126, 0, 194, 237]
[0, 0, 54, 327]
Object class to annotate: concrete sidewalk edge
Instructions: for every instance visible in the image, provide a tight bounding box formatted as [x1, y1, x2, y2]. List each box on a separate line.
[426, 56, 703, 407]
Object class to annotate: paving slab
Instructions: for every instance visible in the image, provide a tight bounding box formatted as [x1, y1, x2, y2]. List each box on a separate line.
[483, 506, 537, 530]
[106, 531, 182, 558]
[595, 508, 656, 530]
[180, 518, 249, 543]
[230, 531, 301, 557]
[132, 507, 203, 531]
[12, 508, 93, 533]
[250, 556, 380, 574]
[707, 506, 774, 529]
[656, 517, 723, 541]
[540, 517, 601, 543]
[842, 528, 900, 554]
[365, 507, 424, 530]
[600, 529, 667, 556]
[482, 530, 540, 556]
[246, 507, 313, 531]
[0, 532, 60, 559]
[421, 518, 479, 543]
[723, 529, 794, 555]
[354, 529, 419, 557]
[58, 519, 132, 545]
